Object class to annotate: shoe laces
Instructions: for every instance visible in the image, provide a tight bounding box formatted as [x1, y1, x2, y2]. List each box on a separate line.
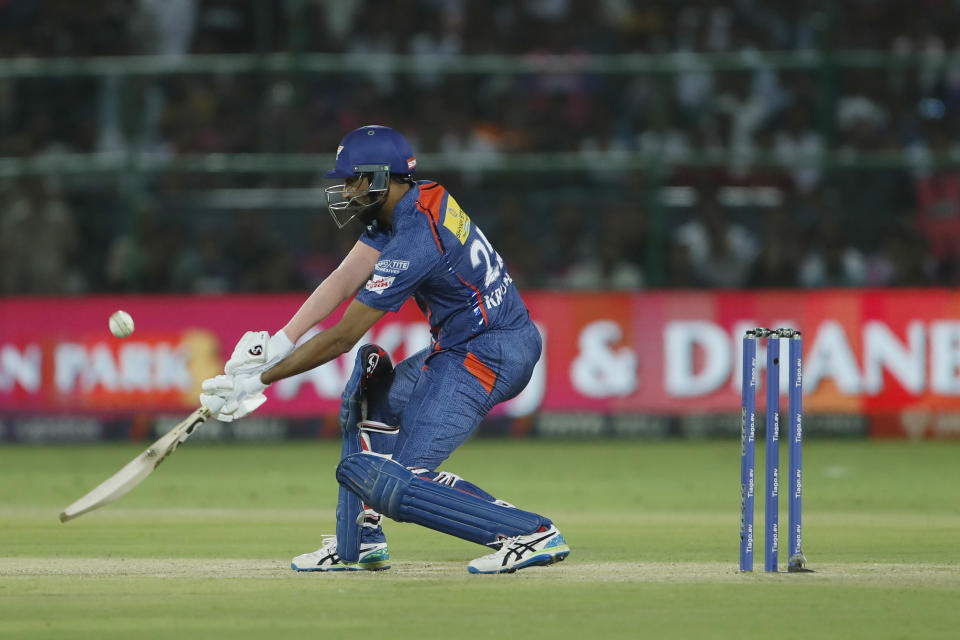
[312, 535, 337, 555]
[480, 535, 522, 560]
[488, 526, 554, 558]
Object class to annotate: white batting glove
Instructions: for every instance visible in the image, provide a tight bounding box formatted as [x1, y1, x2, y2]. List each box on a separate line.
[200, 373, 269, 422]
[221, 371, 268, 421]
[225, 330, 295, 376]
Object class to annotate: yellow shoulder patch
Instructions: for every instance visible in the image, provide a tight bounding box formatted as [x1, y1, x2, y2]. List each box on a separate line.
[442, 195, 472, 245]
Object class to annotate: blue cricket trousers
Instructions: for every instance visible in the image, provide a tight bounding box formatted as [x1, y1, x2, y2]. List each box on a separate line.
[365, 321, 542, 471]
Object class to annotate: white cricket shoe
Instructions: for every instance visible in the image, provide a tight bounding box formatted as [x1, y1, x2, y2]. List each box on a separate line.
[291, 536, 390, 572]
[467, 525, 570, 574]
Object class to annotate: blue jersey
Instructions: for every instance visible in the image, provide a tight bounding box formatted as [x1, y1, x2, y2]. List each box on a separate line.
[355, 181, 531, 349]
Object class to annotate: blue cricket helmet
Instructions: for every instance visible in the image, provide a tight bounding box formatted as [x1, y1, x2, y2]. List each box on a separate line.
[325, 125, 417, 179]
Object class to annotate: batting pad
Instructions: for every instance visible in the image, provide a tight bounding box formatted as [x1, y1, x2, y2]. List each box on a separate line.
[335, 348, 369, 563]
[335, 345, 396, 563]
[335, 431, 365, 563]
[337, 453, 550, 546]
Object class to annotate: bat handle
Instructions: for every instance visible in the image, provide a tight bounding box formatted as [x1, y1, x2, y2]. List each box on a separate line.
[180, 406, 212, 441]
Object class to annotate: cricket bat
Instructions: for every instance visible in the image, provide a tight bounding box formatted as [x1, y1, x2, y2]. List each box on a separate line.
[58, 407, 211, 523]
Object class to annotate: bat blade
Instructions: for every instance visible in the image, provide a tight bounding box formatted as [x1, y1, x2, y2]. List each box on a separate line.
[59, 407, 211, 523]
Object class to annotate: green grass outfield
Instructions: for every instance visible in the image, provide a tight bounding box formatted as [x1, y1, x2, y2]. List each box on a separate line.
[1, 439, 958, 639]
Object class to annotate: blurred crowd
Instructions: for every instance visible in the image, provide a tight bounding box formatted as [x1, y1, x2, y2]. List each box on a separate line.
[1, 0, 959, 294]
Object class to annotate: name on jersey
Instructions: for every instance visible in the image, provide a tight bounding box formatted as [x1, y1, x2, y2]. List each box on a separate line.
[365, 275, 395, 294]
[443, 195, 471, 245]
[483, 272, 514, 309]
[374, 259, 410, 274]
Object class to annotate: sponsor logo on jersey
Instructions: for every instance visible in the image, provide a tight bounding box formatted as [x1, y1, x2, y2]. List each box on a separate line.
[365, 275, 395, 294]
[442, 195, 471, 245]
[375, 259, 410, 273]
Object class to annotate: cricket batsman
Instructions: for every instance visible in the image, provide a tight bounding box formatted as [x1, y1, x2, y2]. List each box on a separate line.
[200, 125, 570, 574]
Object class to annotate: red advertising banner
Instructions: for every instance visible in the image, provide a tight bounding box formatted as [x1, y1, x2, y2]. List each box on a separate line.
[2, 291, 960, 436]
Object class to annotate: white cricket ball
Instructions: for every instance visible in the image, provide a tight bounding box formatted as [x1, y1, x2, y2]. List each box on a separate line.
[108, 310, 135, 338]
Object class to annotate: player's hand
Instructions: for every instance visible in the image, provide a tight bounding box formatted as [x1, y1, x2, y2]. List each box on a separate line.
[200, 373, 268, 422]
[225, 330, 295, 376]
[199, 377, 228, 416]
[222, 372, 268, 420]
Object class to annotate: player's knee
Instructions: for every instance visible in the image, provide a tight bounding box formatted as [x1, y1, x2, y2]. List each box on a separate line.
[357, 344, 394, 385]
[336, 453, 413, 520]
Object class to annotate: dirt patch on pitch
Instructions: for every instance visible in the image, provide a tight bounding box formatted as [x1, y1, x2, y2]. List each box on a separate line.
[1, 558, 957, 587]
[0, 557, 289, 579]
[510, 561, 960, 588]
[388, 561, 960, 588]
